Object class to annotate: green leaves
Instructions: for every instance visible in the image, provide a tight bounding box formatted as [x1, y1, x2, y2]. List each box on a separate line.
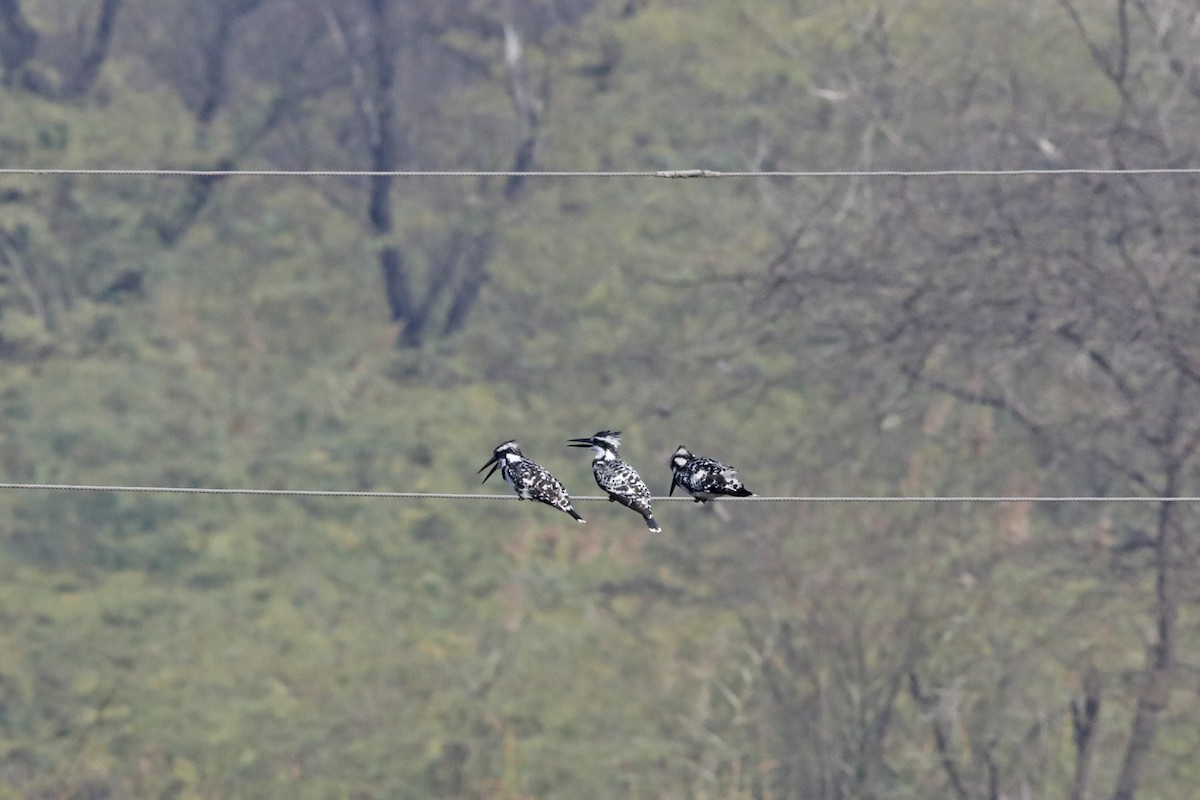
[2, 0, 1200, 797]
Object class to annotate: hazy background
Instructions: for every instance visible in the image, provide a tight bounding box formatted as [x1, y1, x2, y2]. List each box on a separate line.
[1, 1, 1199, 798]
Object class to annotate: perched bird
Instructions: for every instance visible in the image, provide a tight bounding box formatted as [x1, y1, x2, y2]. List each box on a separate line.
[669, 446, 754, 502]
[479, 440, 585, 523]
[568, 430, 661, 533]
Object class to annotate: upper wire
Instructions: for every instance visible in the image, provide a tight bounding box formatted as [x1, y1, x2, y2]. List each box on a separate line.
[2, 167, 1200, 179]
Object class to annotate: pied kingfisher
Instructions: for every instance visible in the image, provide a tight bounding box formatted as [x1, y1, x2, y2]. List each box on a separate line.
[669, 446, 754, 502]
[568, 430, 660, 533]
[479, 440, 585, 523]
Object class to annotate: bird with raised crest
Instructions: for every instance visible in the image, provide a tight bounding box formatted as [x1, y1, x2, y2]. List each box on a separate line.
[669, 446, 754, 502]
[568, 430, 661, 533]
[479, 440, 585, 523]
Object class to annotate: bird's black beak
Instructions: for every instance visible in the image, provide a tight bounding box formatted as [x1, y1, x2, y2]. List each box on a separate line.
[478, 455, 500, 484]
[567, 437, 594, 448]
[669, 480, 677, 497]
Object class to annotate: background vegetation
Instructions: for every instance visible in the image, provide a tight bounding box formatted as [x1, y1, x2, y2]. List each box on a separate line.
[1, 0, 1199, 798]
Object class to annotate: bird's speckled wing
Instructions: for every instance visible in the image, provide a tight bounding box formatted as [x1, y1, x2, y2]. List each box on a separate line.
[676, 456, 752, 498]
[594, 460, 651, 500]
[505, 459, 584, 520]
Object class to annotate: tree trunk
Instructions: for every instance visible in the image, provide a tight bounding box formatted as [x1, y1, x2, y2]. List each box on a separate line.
[1069, 666, 1102, 800]
[194, 0, 265, 124]
[441, 229, 494, 338]
[0, 0, 37, 84]
[62, 0, 122, 97]
[909, 672, 972, 800]
[1111, 494, 1181, 800]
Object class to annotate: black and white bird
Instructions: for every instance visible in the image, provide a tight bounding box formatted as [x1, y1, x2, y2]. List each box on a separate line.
[568, 430, 661, 533]
[669, 446, 754, 502]
[479, 440, 585, 523]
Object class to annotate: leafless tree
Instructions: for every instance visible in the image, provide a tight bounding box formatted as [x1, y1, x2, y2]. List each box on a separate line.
[753, 2, 1200, 798]
[147, 0, 312, 246]
[321, 0, 552, 347]
[0, 0, 122, 95]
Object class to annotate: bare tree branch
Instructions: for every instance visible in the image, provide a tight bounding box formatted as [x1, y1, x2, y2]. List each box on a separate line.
[1069, 666, 1102, 800]
[0, 224, 50, 331]
[0, 0, 37, 86]
[500, 17, 541, 200]
[1111, 494, 1183, 800]
[324, 0, 415, 338]
[62, 0, 122, 97]
[1058, 0, 1136, 109]
[909, 672, 972, 800]
[194, 0, 266, 124]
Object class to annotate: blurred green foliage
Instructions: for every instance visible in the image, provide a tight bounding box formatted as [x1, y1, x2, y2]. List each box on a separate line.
[0, 1, 1198, 798]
